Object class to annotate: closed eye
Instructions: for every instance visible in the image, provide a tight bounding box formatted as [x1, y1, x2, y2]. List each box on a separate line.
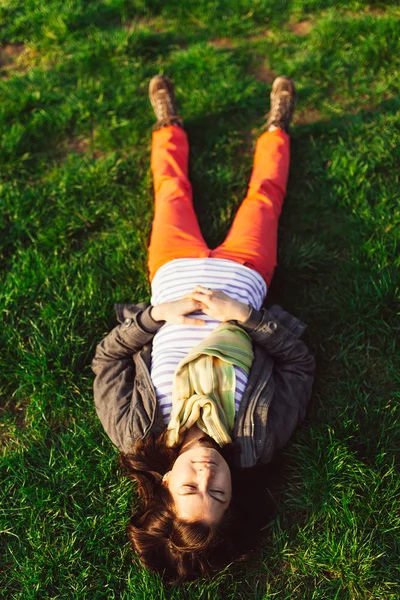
[181, 485, 226, 503]
[183, 485, 223, 494]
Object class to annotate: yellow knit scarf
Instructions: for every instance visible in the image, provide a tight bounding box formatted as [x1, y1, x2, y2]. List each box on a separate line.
[165, 322, 253, 448]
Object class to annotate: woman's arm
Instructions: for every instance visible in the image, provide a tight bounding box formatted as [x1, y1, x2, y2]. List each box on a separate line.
[92, 297, 206, 370]
[92, 307, 165, 450]
[183, 287, 315, 460]
[92, 298, 208, 450]
[243, 305, 315, 462]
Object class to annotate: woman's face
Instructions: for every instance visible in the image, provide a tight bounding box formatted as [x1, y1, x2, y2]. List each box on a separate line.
[163, 442, 232, 524]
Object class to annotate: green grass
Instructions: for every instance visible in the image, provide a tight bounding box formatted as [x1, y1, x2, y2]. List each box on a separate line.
[1, 1, 399, 598]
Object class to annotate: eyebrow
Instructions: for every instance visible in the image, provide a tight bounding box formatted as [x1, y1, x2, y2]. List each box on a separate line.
[177, 492, 227, 505]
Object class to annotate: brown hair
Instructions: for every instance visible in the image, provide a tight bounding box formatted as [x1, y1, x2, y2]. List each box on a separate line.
[119, 431, 274, 584]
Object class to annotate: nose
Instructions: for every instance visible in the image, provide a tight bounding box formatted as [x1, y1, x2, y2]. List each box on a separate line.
[195, 464, 214, 490]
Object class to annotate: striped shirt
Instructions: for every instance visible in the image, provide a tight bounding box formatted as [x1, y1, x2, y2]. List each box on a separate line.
[150, 258, 267, 425]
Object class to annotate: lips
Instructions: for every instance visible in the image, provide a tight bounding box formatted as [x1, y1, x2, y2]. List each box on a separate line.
[192, 460, 217, 465]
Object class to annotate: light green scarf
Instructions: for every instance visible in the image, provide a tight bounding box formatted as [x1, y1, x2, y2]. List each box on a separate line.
[165, 322, 253, 448]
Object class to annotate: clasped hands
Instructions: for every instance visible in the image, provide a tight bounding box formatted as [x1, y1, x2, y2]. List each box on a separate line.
[150, 285, 252, 326]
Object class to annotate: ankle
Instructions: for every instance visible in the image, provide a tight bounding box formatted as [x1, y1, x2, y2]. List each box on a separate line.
[152, 117, 184, 132]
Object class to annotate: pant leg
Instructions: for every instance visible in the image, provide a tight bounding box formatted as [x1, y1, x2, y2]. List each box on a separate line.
[211, 128, 290, 286]
[147, 125, 210, 282]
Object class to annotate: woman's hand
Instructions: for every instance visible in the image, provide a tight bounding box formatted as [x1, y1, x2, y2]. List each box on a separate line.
[182, 286, 252, 323]
[151, 298, 207, 326]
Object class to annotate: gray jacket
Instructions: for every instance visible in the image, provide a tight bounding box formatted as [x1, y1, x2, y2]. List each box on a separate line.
[92, 303, 315, 469]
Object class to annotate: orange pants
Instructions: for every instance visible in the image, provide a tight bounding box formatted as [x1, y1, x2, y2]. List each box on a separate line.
[148, 125, 290, 286]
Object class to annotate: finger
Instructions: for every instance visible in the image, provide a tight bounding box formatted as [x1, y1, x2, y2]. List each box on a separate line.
[193, 285, 214, 295]
[183, 298, 205, 310]
[181, 293, 206, 303]
[182, 317, 206, 326]
[186, 292, 212, 304]
[195, 301, 208, 311]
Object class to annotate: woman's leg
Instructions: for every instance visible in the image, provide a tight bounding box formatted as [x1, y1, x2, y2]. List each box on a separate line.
[147, 125, 210, 282]
[211, 127, 290, 287]
[211, 76, 296, 287]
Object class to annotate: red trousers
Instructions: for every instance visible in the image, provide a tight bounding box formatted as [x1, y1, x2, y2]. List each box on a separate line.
[148, 125, 290, 286]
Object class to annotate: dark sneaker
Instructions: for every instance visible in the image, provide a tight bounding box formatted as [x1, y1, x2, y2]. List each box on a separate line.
[149, 74, 184, 131]
[265, 76, 297, 133]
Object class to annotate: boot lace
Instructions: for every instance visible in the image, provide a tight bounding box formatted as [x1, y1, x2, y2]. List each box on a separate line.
[269, 92, 291, 124]
[154, 90, 176, 121]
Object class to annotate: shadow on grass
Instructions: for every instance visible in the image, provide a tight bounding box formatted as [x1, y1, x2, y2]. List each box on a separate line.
[185, 94, 399, 258]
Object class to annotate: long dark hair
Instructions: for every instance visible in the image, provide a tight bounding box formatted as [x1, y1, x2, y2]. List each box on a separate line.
[119, 431, 276, 584]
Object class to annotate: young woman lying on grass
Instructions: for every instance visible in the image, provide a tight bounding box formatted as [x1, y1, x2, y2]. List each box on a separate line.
[92, 74, 315, 583]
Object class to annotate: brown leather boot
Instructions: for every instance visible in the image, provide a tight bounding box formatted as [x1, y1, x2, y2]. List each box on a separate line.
[265, 76, 297, 133]
[149, 74, 184, 131]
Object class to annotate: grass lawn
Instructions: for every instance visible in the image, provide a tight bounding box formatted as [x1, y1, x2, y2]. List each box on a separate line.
[1, 0, 399, 598]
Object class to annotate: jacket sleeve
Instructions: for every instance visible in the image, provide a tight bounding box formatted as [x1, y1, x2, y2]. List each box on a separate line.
[238, 304, 315, 455]
[91, 306, 164, 450]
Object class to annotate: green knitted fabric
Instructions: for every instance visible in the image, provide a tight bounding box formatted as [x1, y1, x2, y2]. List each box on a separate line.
[166, 322, 253, 448]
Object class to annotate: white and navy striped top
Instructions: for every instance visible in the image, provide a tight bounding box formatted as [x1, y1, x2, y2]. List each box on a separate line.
[150, 258, 267, 425]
